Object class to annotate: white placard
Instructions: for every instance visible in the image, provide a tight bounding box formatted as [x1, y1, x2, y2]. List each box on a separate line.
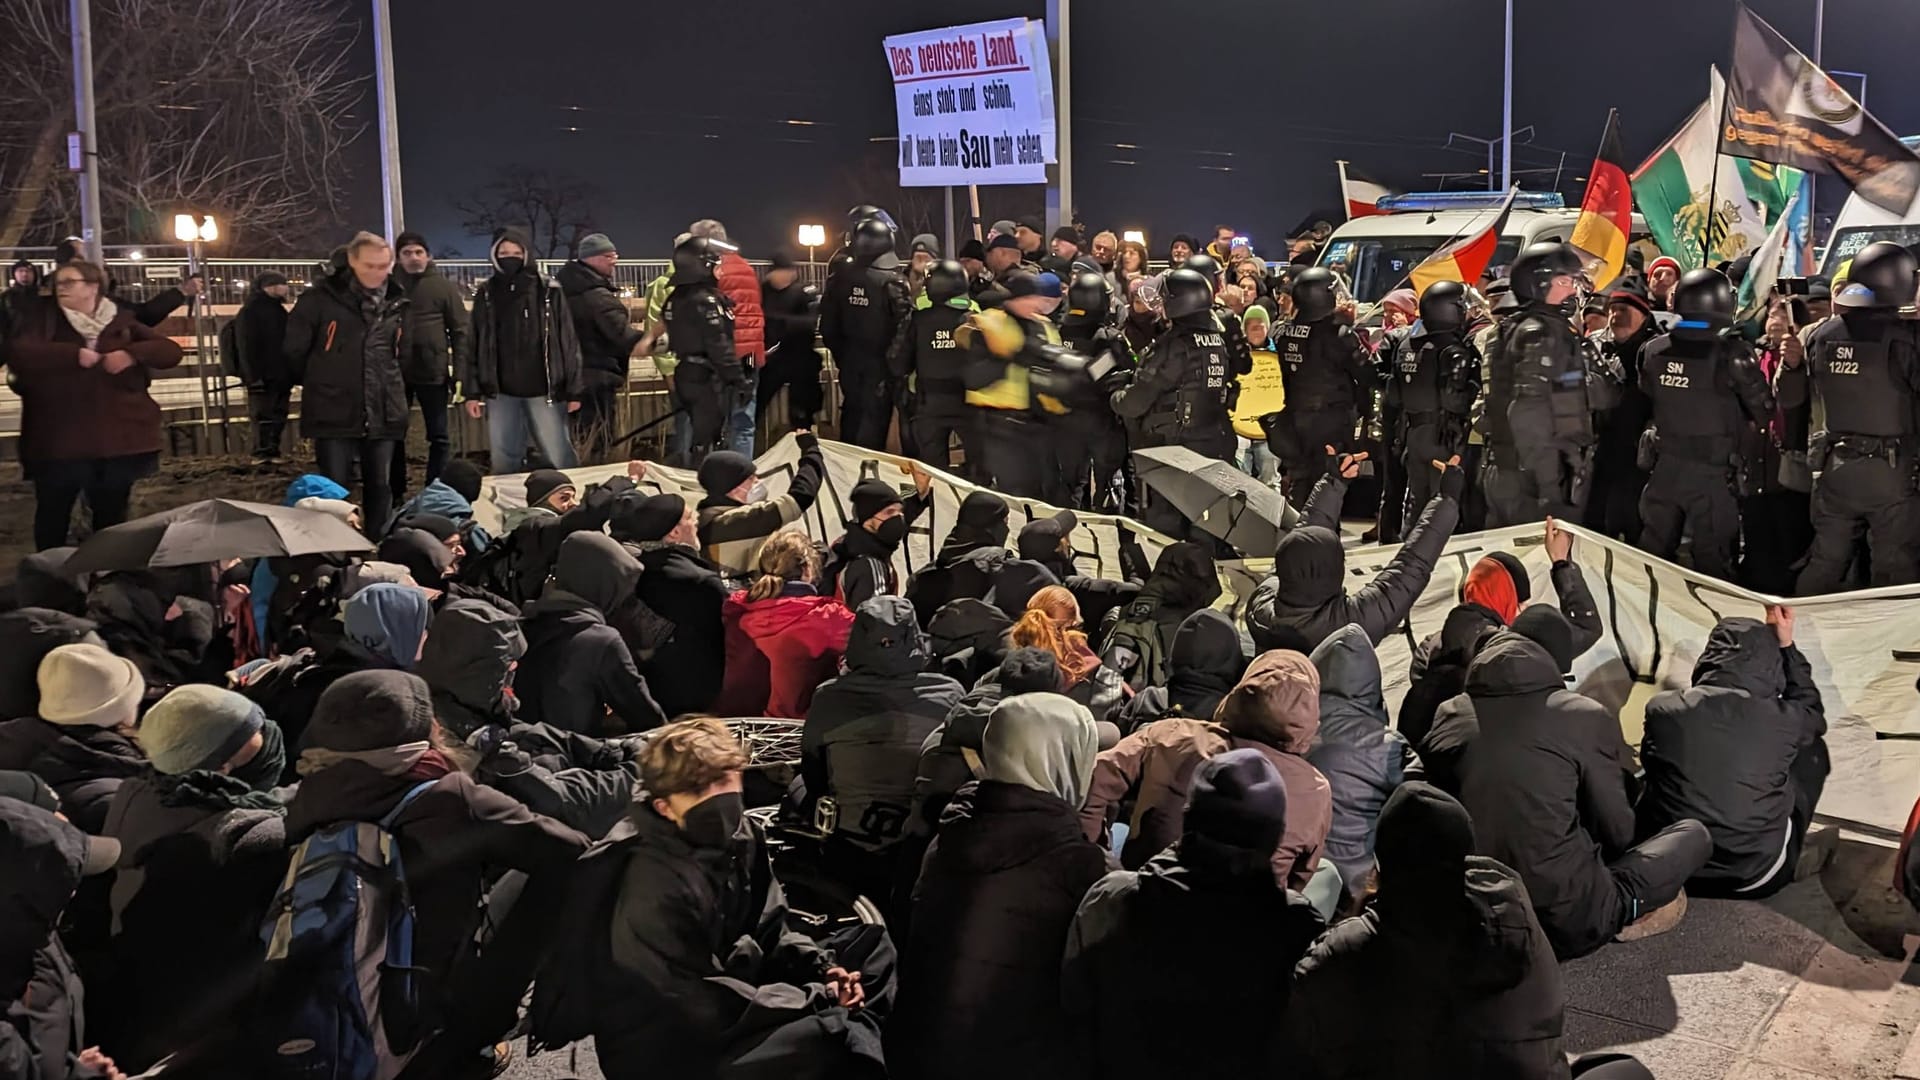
[882, 18, 1057, 188]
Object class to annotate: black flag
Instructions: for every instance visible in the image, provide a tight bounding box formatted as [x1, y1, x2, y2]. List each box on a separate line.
[1720, 3, 1920, 213]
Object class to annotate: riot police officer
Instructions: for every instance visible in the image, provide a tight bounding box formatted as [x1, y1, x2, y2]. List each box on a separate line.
[1635, 269, 1775, 580]
[1385, 280, 1481, 532]
[1059, 270, 1135, 511]
[661, 235, 743, 463]
[1113, 268, 1236, 536]
[1183, 252, 1254, 378]
[1487, 241, 1593, 525]
[964, 270, 1070, 498]
[1262, 266, 1371, 494]
[1776, 241, 1920, 593]
[821, 215, 911, 450]
[905, 260, 980, 477]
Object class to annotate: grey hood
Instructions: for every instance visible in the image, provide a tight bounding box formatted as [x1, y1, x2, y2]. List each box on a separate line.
[982, 691, 1099, 808]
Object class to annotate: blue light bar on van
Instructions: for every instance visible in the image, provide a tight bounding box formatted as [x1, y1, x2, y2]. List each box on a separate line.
[1374, 191, 1566, 212]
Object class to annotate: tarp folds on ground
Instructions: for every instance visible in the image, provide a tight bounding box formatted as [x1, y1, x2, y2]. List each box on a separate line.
[484, 434, 1920, 837]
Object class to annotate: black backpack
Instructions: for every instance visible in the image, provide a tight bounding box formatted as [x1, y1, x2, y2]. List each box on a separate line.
[526, 819, 644, 1053]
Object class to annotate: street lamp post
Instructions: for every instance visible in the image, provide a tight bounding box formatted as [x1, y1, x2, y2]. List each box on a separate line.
[174, 214, 229, 453]
[797, 224, 826, 270]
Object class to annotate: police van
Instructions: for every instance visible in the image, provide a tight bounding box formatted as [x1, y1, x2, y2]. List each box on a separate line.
[1314, 191, 1653, 306]
[1816, 135, 1920, 283]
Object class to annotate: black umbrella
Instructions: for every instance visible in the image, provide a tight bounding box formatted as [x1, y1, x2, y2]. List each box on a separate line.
[1132, 446, 1299, 556]
[63, 499, 372, 575]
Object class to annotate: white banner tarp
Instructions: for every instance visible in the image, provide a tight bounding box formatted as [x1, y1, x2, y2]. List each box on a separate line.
[483, 435, 1920, 837]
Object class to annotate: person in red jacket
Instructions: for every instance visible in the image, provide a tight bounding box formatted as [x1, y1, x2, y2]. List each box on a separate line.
[715, 529, 854, 718]
[690, 219, 765, 456]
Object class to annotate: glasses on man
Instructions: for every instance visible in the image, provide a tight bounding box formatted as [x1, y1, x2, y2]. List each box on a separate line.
[53, 276, 90, 290]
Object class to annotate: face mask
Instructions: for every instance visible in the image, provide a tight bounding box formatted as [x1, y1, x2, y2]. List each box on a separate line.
[746, 480, 769, 503]
[872, 516, 908, 549]
[496, 256, 525, 277]
[680, 791, 744, 849]
[230, 718, 286, 792]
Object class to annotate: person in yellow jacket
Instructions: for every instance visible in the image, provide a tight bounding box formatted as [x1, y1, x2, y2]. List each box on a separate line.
[963, 271, 1067, 497]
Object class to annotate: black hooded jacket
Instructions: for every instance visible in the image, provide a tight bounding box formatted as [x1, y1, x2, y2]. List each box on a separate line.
[925, 598, 1013, 687]
[904, 500, 1013, 628]
[626, 541, 729, 719]
[234, 283, 292, 384]
[0, 799, 93, 1080]
[517, 534, 667, 735]
[467, 228, 584, 401]
[1638, 618, 1825, 890]
[0, 718, 144, 835]
[1097, 541, 1221, 692]
[556, 259, 644, 390]
[1113, 608, 1244, 731]
[0, 609, 99, 721]
[803, 597, 964, 852]
[12, 549, 86, 616]
[1439, 631, 1637, 961]
[1062, 840, 1325, 1080]
[1287, 791, 1568, 1080]
[1246, 474, 1458, 653]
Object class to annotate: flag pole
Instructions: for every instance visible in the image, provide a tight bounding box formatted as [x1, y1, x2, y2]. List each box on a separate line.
[1701, 8, 1743, 266]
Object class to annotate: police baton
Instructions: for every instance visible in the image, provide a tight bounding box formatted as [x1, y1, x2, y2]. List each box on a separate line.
[610, 406, 689, 450]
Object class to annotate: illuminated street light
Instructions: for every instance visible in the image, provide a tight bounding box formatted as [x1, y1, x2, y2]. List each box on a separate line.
[173, 213, 218, 243]
[1122, 229, 1145, 245]
[797, 223, 826, 265]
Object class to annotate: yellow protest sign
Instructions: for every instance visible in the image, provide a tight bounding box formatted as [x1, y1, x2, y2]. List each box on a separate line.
[1232, 348, 1286, 439]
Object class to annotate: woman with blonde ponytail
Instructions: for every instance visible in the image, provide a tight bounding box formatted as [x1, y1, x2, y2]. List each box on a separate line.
[1010, 585, 1128, 720]
[715, 530, 854, 717]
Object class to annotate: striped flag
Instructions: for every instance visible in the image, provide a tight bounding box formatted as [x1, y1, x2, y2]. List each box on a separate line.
[1409, 186, 1519, 296]
[1339, 161, 1396, 219]
[1571, 110, 1633, 290]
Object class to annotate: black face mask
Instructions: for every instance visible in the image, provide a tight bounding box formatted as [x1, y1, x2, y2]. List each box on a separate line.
[496, 256, 525, 278]
[872, 516, 909, 550]
[230, 718, 286, 793]
[680, 791, 744, 849]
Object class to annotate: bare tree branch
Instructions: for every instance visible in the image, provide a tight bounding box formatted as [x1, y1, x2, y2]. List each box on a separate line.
[454, 166, 602, 260]
[0, 0, 367, 250]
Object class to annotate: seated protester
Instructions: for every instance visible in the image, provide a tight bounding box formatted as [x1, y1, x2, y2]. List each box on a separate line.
[379, 526, 516, 613]
[714, 530, 854, 719]
[985, 557, 1060, 621]
[481, 466, 635, 606]
[889, 692, 1110, 1080]
[517, 533, 667, 736]
[612, 492, 729, 719]
[97, 685, 288, 1073]
[903, 490, 1013, 627]
[1400, 520, 1600, 749]
[0, 795, 126, 1080]
[914, 647, 1061, 836]
[1098, 540, 1221, 692]
[924, 596, 1013, 686]
[1011, 585, 1129, 721]
[1062, 751, 1325, 1080]
[255, 581, 433, 771]
[1020, 510, 1145, 635]
[420, 599, 637, 840]
[1440, 614, 1711, 959]
[284, 671, 590, 1078]
[85, 570, 219, 694]
[1112, 608, 1244, 733]
[15, 548, 88, 616]
[1636, 610, 1828, 899]
[251, 473, 351, 644]
[805, 596, 964, 905]
[392, 458, 494, 555]
[1285, 782, 1570, 1080]
[0, 608, 102, 720]
[1308, 624, 1411, 904]
[695, 432, 827, 581]
[1082, 649, 1332, 890]
[823, 470, 934, 610]
[0, 643, 145, 834]
[597, 718, 888, 1079]
[1245, 448, 1462, 654]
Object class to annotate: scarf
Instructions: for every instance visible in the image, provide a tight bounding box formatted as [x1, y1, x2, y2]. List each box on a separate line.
[295, 739, 433, 778]
[152, 769, 284, 812]
[60, 296, 119, 349]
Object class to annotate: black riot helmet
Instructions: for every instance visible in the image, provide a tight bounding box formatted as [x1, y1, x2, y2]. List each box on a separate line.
[1835, 241, 1919, 310]
[1508, 241, 1585, 303]
[850, 217, 896, 260]
[672, 234, 734, 279]
[847, 204, 898, 235]
[1672, 268, 1736, 329]
[1417, 280, 1468, 334]
[1181, 253, 1223, 286]
[1162, 268, 1216, 319]
[925, 259, 969, 305]
[1067, 270, 1111, 317]
[1291, 266, 1339, 323]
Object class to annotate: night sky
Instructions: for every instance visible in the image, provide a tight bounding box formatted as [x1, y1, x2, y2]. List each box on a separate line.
[360, 0, 1920, 260]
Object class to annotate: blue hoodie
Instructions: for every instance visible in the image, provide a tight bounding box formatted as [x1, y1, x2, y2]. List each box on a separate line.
[251, 475, 353, 636]
[342, 582, 432, 669]
[393, 479, 493, 554]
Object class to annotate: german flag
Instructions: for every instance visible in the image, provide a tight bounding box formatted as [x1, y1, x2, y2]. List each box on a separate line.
[1571, 109, 1632, 289]
[1409, 186, 1518, 296]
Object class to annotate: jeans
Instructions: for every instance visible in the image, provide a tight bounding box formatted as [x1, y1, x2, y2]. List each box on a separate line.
[390, 382, 450, 500]
[486, 395, 577, 474]
[315, 437, 398, 537]
[248, 379, 294, 459]
[571, 384, 619, 465]
[667, 408, 693, 467]
[34, 476, 133, 550]
[728, 391, 757, 457]
[1237, 436, 1279, 485]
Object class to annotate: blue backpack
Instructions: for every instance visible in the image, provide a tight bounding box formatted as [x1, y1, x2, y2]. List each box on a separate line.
[256, 780, 438, 1080]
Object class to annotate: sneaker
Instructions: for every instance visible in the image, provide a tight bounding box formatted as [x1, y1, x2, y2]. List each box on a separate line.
[1616, 889, 1688, 942]
[1794, 824, 1838, 882]
[488, 1041, 514, 1079]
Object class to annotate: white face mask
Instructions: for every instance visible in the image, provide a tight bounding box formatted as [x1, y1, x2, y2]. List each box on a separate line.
[746, 480, 769, 503]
